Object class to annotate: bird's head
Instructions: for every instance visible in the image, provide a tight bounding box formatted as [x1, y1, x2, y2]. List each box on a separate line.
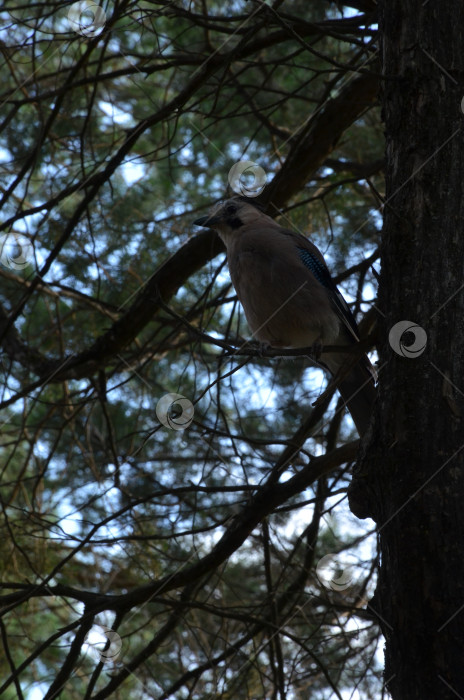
[193, 197, 269, 240]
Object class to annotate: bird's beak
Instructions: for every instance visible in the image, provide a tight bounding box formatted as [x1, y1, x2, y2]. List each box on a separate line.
[193, 214, 220, 227]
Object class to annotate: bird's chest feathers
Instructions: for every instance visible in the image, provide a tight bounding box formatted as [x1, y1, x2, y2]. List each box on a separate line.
[226, 242, 339, 347]
[230, 246, 278, 290]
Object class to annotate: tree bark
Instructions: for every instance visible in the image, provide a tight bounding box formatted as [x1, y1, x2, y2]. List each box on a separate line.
[349, 1, 464, 698]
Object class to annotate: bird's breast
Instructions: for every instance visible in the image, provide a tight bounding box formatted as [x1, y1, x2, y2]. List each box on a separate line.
[228, 248, 340, 348]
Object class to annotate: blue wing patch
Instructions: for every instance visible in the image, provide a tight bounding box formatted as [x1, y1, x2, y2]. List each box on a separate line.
[297, 247, 333, 290]
[297, 246, 360, 339]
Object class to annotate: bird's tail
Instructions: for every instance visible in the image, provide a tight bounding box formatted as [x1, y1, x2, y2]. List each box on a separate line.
[322, 353, 376, 436]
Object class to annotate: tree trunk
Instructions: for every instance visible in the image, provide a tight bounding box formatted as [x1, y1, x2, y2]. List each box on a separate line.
[349, 1, 464, 698]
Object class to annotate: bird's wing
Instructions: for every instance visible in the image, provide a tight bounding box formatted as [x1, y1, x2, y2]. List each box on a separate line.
[279, 229, 361, 342]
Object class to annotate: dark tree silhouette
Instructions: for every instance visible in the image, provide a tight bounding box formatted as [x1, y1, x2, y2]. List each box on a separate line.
[350, 1, 464, 698]
[0, 1, 398, 698]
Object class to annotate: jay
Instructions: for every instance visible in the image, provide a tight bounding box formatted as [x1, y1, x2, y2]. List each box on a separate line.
[194, 197, 376, 436]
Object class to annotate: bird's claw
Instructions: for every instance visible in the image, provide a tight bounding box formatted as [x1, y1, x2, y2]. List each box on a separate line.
[257, 340, 272, 357]
[311, 339, 323, 360]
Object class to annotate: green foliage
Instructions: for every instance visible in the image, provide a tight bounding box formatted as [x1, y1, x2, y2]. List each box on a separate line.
[0, 1, 383, 697]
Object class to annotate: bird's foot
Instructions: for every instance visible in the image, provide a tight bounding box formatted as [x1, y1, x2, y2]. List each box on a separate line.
[256, 340, 273, 357]
[310, 339, 323, 361]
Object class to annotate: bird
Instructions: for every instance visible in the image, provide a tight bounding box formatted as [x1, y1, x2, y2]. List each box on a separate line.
[194, 196, 376, 436]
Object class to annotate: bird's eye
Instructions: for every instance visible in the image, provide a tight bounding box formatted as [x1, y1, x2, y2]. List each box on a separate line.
[225, 204, 237, 215]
